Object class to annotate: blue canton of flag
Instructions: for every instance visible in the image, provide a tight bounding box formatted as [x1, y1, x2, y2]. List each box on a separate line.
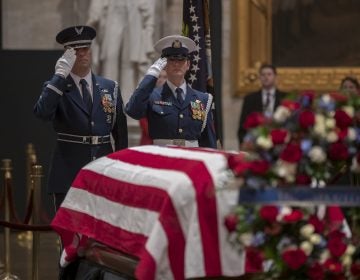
[182, 0, 210, 92]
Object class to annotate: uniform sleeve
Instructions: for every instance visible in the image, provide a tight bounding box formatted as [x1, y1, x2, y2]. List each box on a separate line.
[33, 75, 68, 121]
[112, 82, 128, 150]
[125, 75, 157, 120]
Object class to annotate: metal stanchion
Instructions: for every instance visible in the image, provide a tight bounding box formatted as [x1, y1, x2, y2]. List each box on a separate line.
[0, 159, 20, 280]
[31, 165, 42, 280]
[17, 144, 37, 244]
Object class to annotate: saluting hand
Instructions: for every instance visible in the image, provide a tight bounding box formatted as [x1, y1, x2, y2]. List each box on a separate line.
[55, 48, 76, 78]
[146, 57, 167, 78]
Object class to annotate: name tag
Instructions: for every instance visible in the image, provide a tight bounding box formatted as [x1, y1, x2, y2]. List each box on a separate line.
[153, 100, 172, 106]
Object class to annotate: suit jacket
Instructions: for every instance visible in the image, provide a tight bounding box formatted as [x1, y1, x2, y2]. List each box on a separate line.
[126, 75, 217, 148]
[237, 89, 287, 144]
[34, 73, 128, 193]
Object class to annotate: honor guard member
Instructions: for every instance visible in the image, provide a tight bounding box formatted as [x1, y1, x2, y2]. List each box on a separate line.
[34, 25, 128, 211]
[126, 35, 217, 148]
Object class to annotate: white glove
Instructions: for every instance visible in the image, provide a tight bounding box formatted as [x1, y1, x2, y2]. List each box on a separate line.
[146, 57, 167, 78]
[55, 48, 76, 78]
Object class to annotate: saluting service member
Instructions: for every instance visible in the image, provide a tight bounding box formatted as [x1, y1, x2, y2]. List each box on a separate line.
[34, 25, 128, 212]
[126, 35, 217, 148]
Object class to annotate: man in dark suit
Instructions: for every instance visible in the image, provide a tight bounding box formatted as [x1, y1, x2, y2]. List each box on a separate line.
[34, 25, 128, 211]
[237, 64, 287, 146]
[126, 35, 217, 148]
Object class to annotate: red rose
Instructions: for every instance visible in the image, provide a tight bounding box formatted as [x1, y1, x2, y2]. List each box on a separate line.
[307, 262, 325, 280]
[329, 91, 348, 102]
[351, 261, 360, 276]
[328, 142, 349, 161]
[281, 99, 300, 111]
[283, 209, 303, 223]
[270, 129, 288, 145]
[328, 236, 347, 257]
[245, 247, 264, 273]
[327, 230, 345, 240]
[308, 215, 325, 233]
[323, 258, 342, 274]
[326, 208, 345, 226]
[243, 112, 266, 129]
[296, 173, 312, 185]
[249, 160, 270, 175]
[281, 248, 307, 270]
[334, 110, 352, 129]
[259, 205, 279, 222]
[299, 110, 315, 129]
[337, 128, 348, 140]
[227, 154, 251, 176]
[280, 143, 302, 163]
[224, 213, 239, 233]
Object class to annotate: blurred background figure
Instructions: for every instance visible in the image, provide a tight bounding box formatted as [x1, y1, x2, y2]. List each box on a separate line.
[340, 76, 360, 94]
[139, 69, 168, 145]
[237, 64, 287, 147]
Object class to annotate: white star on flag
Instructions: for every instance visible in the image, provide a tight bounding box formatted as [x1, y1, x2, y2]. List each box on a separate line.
[191, 64, 200, 72]
[193, 54, 201, 63]
[189, 73, 197, 83]
[193, 34, 200, 42]
[191, 14, 199, 22]
[192, 24, 200, 33]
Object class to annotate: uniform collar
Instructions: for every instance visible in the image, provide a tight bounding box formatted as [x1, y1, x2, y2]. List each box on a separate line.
[166, 80, 187, 96]
[70, 71, 93, 89]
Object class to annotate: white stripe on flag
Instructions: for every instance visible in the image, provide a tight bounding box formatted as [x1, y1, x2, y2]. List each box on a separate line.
[145, 221, 174, 280]
[62, 188, 158, 236]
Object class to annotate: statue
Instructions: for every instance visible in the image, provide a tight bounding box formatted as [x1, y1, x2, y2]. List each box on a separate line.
[87, 0, 157, 105]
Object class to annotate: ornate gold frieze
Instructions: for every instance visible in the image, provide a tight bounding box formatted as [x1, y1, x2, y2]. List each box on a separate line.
[231, 0, 360, 96]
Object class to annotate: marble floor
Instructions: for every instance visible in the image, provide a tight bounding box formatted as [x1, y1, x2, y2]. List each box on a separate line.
[0, 231, 59, 279]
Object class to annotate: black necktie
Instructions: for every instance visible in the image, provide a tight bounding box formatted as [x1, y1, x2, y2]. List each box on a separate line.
[80, 79, 92, 112]
[176, 87, 184, 105]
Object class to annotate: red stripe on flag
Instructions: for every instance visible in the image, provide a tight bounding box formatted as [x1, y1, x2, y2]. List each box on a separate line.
[108, 149, 222, 276]
[71, 169, 186, 279]
[52, 207, 147, 257]
[135, 247, 157, 280]
[73, 169, 171, 211]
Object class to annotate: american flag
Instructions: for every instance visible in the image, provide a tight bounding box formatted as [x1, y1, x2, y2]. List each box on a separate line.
[52, 145, 245, 280]
[182, 0, 212, 92]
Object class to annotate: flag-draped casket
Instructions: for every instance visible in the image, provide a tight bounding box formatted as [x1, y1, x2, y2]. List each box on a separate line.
[51, 145, 245, 280]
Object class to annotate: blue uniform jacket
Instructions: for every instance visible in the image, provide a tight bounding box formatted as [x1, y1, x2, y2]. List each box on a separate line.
[34, 73, 128, 193]
[126, 75, 216, 148]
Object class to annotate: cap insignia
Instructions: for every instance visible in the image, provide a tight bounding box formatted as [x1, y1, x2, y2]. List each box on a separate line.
[74, 26, 84, 35]
[172, 40, 182, 48]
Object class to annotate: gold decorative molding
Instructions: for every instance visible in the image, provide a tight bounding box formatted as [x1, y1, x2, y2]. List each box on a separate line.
[231, 0, 360, 96]
[237, 67, 360, 94]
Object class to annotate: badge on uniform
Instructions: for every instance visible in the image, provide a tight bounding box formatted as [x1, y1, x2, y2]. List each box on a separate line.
[190, 100, 205, 121]
[101, 94, 115, 114]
